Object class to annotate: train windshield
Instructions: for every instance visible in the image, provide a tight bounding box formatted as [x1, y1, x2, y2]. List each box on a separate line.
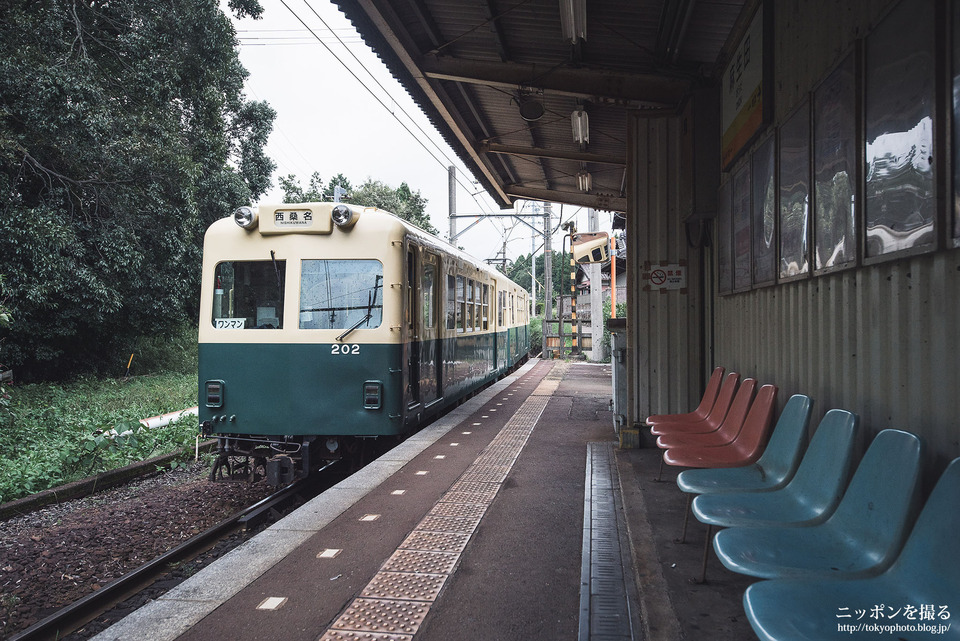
[299, 260, 383, 330]
[212, 261, 285, 329]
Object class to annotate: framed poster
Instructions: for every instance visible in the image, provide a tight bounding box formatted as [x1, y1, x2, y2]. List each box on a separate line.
[953, 0, 960, 247]
[733, 163, 752, 292]
[864, 0, 935, 260]
[813, 52, 857, 273]
[717, 179, 733, 295]
[721, 3, 773, 170]
[779, 101, 810, 280]
[752, 134, 777, 286]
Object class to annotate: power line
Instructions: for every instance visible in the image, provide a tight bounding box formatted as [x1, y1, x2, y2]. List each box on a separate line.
[282, 0, 482, 201]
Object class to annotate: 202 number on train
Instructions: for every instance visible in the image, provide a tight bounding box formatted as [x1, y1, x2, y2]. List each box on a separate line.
[331, 344, 360, 355]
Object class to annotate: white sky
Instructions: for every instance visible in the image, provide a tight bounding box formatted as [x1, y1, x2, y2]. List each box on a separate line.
[229, 0, 615, 264]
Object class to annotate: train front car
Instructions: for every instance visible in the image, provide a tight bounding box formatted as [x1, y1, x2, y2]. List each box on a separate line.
[198, 203, 406, 483]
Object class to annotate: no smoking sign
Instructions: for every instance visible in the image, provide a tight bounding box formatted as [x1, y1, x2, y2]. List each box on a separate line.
[644, 264, 686, 291]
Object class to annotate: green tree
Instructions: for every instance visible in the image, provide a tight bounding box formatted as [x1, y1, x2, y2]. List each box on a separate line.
[280, 171, 325, 202]
[508, 251, 571, 305]
[280, 174, 437, 235]
[0, 0, 275, 381]
[348, 178, 437, 234]
[328, 173, 352, 195]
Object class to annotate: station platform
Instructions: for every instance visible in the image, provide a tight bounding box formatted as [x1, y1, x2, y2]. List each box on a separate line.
[92, 359, 756, 641]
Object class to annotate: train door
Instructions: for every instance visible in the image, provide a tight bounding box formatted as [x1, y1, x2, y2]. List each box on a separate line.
[490, 280, 499, 370]
[406, 247, 421, 410]
[420, 252, 440, 405]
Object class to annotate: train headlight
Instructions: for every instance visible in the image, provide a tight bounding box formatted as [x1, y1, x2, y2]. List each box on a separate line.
[233, 206, 258, 229]
[331, 204, 360, 229]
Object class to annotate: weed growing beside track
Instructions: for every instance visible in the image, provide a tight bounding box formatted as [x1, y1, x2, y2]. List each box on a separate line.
[0, 373, 198, 504]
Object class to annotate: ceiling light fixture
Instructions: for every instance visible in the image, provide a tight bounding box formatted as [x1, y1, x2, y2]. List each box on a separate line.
[559, 0, 586, 44]
[577, 170, 592, 192]
[571, 107, 589, 145]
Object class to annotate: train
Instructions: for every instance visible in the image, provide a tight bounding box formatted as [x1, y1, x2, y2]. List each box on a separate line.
[198, 201, 531, 483]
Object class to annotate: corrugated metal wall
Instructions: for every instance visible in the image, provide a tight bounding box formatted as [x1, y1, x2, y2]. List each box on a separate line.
[712, 0, 960, 479]
[625, 114, 705, 431]
[714, 252, 960, 474]
[623, 0, 960, 479]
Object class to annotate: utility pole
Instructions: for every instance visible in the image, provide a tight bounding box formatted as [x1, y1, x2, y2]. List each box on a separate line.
[543, 203, 553, 358]
[587, 208, 604, 360]
[543, 203, 553, 323]
[448, 166, 456, 244]
[530, 222, 536, 317]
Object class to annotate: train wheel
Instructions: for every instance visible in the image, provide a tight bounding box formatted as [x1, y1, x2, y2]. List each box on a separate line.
[210, 453, 232, 481]
[251, 456, 267, 482]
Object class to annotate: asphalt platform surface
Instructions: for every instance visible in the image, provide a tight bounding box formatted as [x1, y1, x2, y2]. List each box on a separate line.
[93, 359, 757, 641]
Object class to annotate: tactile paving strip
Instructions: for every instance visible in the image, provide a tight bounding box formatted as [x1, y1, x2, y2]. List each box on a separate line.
[439, 489, 499, 505]
[428, 502, 487, 519]
[381, 549, 459, 575]
[361, 572, 447, 602]
[457, 466, 511, 483]
[331, 598, 429, 635]
[320, 362, 566, 641]
[447, 479, 501, 494]
[399, 530, 471, 554]
[319, 630, 412, 641]
[416, 515, 479, 533]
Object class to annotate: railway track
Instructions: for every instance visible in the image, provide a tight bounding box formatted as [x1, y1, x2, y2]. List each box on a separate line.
[7, 467, 334, 641]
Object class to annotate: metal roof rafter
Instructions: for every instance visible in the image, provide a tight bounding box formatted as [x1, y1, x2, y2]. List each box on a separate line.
[419, 55, 692, 105]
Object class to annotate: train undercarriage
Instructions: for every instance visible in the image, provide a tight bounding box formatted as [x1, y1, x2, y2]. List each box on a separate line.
[207, 434, 390, 485]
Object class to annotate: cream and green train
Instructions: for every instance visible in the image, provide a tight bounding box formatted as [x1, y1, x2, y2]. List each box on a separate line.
[199, 202, 530, 483]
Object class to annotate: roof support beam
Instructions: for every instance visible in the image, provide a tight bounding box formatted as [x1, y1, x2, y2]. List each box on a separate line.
[506, 185, 627, 213]
[479, 142, 625, 166]
[347, 0, 514, 206]
[420, 55, 692, 106]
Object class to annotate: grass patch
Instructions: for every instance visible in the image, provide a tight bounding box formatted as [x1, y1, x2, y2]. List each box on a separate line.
[0, 372, 198, 504]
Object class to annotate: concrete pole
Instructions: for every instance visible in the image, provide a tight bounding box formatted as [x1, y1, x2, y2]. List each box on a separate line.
[448, 166, 456, 243]
[587, 208, 604, 361]
[543, 203, 553, 357]
[531, 224, 536, 318]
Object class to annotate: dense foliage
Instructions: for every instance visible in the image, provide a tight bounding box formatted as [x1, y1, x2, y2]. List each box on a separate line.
[506, 251, 572, 308]
[280, 172, 438, 235]
[0, 0, 275, 381]
[0, 371, 198, 503]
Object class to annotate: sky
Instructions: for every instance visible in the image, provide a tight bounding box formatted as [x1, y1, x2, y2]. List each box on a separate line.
[228, 0, 615, 265]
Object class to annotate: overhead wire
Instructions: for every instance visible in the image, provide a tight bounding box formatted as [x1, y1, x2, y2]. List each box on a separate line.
[242, 85, 317, 179]
[237, 0, 554, 259]
[280, 0, 495, 215]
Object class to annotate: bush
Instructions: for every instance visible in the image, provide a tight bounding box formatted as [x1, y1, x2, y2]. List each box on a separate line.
[0, 372, 197, 503]
[129, 322, 199, 376]
[530, 317, 543, 355]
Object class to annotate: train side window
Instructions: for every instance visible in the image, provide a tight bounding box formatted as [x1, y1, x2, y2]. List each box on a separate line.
[455, 275, 465, 332]
[299, 259, 383, 330]
[212, 260, 285, 330]
[466, 279, 475, 332]
[481, 284, 489, 330]
[510, 293, 515, 324]
[446, 274, 456, 330]
[473, 282, 481, 331]
[422, 261, 435, 330]
[498, 291, 504, 326]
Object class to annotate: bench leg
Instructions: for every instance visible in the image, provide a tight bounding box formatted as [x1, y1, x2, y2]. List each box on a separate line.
[696, 524, 713, 584]
[676, 493, 693, 544]
[655, 451, 665, 482]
